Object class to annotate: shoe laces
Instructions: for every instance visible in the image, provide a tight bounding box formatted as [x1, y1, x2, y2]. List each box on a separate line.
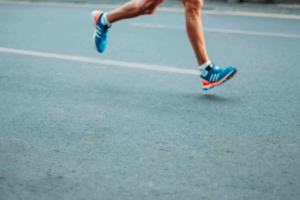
[207, 63, 220, 72]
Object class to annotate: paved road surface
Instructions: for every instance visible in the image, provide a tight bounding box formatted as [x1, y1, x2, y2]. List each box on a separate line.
[0, 3, 300, 200]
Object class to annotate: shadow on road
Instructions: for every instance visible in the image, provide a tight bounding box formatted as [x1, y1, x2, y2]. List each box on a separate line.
[199, 94, 229, 102]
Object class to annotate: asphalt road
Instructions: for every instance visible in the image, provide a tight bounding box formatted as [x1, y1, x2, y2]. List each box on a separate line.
[0, 2, 300, 200]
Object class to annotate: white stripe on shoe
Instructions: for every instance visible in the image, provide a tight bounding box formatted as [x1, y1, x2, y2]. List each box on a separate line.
[211, 74, 218, 82]
[94, 30, 100, 38]
[209, 74, 213, 82]
[215, 74, 219, 82]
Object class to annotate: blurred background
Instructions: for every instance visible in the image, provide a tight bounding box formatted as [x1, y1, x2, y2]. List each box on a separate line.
[8, 0, 300, 5]
[8, 0, 300, 15]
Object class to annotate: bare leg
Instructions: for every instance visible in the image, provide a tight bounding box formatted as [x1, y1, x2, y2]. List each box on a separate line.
[181, 0, 209, 66]
[107, 0, 164, 24]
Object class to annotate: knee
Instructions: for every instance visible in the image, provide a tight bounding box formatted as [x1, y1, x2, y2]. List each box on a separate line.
[184, 0, 203, 12]
[138, 1, 159, 15]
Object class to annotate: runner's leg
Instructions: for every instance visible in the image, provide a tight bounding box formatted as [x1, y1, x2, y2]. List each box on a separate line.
[91, 0, 163, 53]
[181, 0, 209, 65]
[181, 0, 237, 91]
[107, 0, 164, 23]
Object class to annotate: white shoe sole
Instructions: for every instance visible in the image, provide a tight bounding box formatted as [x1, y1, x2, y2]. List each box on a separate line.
[91, 11, 100, 50]
[92, 30, 97, 50]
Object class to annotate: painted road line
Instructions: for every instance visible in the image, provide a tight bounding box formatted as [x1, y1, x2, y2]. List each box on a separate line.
[201, 10, 300, 20]
[1, 0, 300, 20]
[130, 23, 300, 39]
[0, 47, 199, 75]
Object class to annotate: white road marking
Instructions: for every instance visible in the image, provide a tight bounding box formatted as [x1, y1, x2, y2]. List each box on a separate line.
[201, 10, 300, 20]
[0, 47, 199, 75]
[130, 23, 300, 39]
[1, 0, 300, 20]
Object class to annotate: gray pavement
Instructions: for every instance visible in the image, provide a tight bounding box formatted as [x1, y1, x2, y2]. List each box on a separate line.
[5, 0, 300, 15]
[1, 3, 300, 200]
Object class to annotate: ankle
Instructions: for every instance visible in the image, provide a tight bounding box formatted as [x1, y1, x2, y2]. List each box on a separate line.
[101, 13, 112, 28]
[199, 60, 211, 76]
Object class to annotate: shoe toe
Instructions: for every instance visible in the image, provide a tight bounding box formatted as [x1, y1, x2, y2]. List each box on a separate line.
[229, 66, 235, 71]
[95, 41, 106, 53]
[225, 66, 235, 74]
[93, 32, 107, 53]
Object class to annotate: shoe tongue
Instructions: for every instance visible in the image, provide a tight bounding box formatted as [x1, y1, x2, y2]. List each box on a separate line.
[205, 63, 213, 71]
[103, 25, 110, 29]
[205, 63, 219, 72]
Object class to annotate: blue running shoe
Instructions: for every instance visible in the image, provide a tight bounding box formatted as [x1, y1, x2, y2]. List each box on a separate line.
[201, 64, 237, 91]
[91, 11, 110, 53]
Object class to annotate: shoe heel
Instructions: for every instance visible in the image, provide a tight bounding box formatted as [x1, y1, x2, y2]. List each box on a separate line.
[91, 10, 102, 27]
